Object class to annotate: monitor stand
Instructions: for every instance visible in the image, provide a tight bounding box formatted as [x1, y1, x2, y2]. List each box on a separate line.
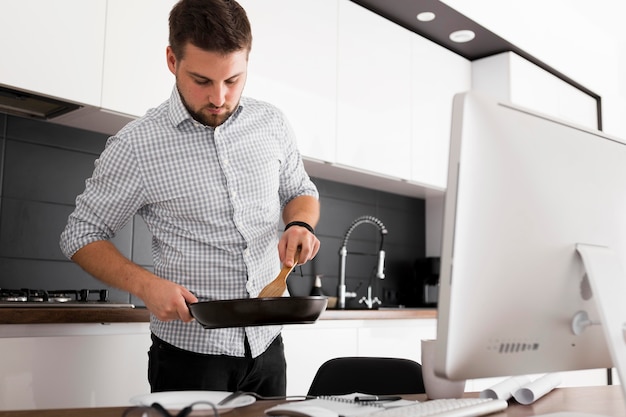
[576, 244, 626, 399]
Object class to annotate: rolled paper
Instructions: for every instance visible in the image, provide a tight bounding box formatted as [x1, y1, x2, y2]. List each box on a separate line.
[513, 373, 562, 405]
[480, 375, 532, 400]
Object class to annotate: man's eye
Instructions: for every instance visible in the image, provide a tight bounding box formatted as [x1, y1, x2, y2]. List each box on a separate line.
[195, 79, 209, 85]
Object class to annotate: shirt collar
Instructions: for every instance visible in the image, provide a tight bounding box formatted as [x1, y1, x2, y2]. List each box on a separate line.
[168, 87, 192, 127]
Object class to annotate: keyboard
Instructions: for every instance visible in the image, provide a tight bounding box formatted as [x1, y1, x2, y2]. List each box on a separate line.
[366, 398, 508, 417]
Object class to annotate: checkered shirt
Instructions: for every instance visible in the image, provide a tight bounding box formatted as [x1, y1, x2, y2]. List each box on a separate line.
[60, 87, 319, 357]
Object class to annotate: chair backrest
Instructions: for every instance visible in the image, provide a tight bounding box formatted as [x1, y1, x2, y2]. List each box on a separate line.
[307, 357, 425, 396]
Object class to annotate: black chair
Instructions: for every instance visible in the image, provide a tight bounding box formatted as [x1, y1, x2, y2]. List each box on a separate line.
[307, 357, 426, 396]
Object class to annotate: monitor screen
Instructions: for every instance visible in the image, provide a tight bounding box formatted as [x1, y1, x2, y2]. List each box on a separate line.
[435, 91, 626, 389]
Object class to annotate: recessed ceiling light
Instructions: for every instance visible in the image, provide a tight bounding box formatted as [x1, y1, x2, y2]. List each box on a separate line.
[449, 30, 475, 43]
[416, 12, 436, 22]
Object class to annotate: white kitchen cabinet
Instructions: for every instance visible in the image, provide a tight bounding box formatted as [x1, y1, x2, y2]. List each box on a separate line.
[282, 321, 359, 396]
[472, 52, 598, 130]
[238, 0, 338, 164]
[0, 323, 150, 410]
[336, 1, 413, 180]
[356, 318, 436, 362]
[0, 0, 106, 107]
[102, 0, 178, 118]
[0, 0, 467, 193]
[410, 37, 471, 189]
[282, 318, 436, 396]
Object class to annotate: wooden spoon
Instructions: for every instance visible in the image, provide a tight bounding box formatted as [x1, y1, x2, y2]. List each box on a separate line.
[258, 247, 302, 298]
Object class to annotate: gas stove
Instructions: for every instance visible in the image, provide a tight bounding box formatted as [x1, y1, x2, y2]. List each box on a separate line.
[0, 288, 135, 308]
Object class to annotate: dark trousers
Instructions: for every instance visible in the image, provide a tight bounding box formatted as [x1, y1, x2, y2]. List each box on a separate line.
[148, 333, 287, 396]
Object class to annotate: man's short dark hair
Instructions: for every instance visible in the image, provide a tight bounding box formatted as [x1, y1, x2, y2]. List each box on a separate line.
[169, 0, 252, 59]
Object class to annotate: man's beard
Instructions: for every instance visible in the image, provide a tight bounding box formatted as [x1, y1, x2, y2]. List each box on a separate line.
[179, 93, 233, 128]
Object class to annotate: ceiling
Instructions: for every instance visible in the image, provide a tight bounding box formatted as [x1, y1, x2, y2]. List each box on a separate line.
[349, 0, 602, 99]
[351, 0, 513, 61]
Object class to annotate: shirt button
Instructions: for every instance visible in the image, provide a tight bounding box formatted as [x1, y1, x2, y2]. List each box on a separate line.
[223, 158, 229, 166]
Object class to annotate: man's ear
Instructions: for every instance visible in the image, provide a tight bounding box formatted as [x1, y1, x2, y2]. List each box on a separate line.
[166, 46, 177, 75]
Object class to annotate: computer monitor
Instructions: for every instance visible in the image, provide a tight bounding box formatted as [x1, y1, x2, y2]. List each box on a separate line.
[434, 91, 626, 396]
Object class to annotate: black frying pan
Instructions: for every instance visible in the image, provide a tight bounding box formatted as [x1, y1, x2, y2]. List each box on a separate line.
[188, 296, 328, 329]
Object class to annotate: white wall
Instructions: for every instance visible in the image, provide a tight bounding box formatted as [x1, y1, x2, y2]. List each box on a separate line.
[441, 0, 626, 139]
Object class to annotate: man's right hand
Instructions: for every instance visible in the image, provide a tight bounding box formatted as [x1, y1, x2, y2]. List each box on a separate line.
[140, 277, 198, 322]
[72, 240, 198, 322]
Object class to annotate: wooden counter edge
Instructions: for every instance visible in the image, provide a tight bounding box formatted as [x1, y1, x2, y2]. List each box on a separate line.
[320, 308, 437, 320]
[0, 307, 150, 324]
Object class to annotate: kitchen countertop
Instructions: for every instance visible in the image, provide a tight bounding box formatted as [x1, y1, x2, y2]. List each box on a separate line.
[0, 306, 151, 324]
[0, 306, 436, 324]
[320, 307, 436, 320]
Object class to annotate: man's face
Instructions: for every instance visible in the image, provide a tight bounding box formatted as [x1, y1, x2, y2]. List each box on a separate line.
[167, 43, 248, 127]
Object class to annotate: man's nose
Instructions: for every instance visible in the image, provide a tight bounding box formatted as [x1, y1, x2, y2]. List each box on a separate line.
[209, 84, 226, 107]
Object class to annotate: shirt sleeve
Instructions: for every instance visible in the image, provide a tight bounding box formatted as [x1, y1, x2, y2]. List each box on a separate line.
[277, 115, 319, 208]
[59, 135, 146, 258]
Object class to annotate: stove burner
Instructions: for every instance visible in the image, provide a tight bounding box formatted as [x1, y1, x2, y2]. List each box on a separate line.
[0, 288, 109, 303]
[3, 296, 28, 302]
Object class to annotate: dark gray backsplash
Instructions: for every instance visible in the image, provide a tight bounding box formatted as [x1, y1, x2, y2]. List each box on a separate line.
[0, 113, 427, 308]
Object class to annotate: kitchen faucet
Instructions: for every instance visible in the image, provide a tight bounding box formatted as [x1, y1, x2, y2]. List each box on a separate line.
[337, 215, 387, 309]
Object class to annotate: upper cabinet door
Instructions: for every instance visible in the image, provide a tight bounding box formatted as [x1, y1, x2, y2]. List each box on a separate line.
[238, 0, 338, 164]
[102, 0, 178, 117]
[336, 0, 412, 180]
[0, 0, 106, 107]
[410, 36, 471, 189]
